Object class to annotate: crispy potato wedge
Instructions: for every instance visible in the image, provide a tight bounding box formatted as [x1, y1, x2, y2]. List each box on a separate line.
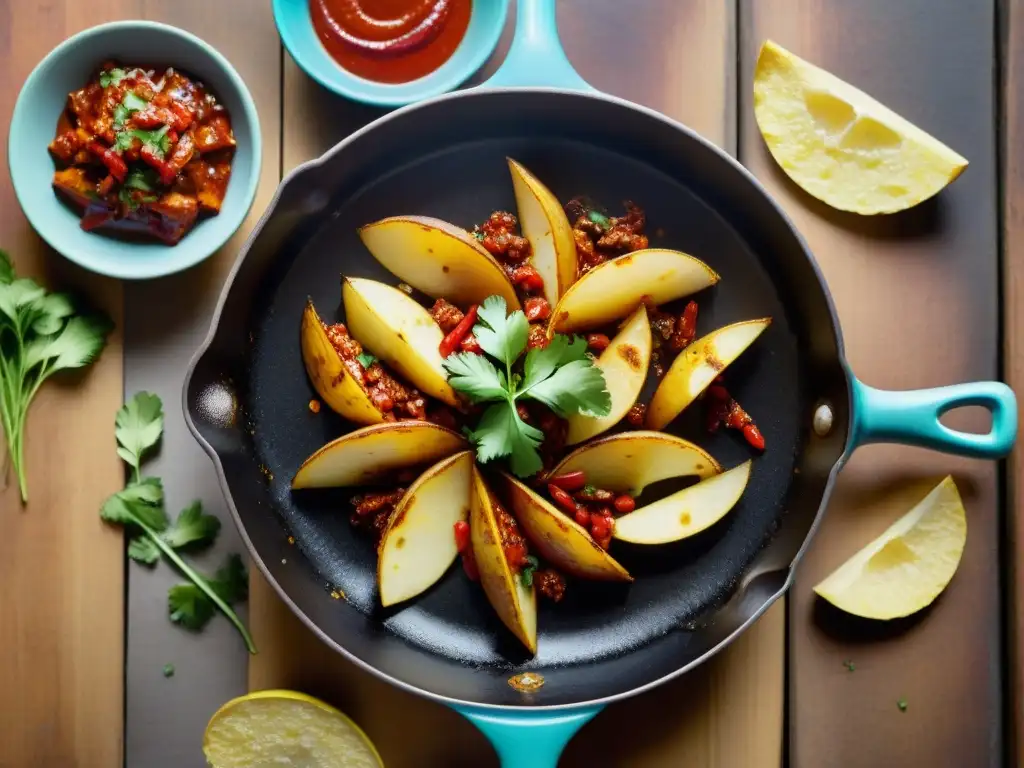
[548, 249, 719, 333]
[508, 158, 577, 306]
[646, 318, 771, 430]
[495, 472, 632, 582]
[470, 467, 537, 653]
[301, 299, 385, 425]
[292, 421, 467, 489]
[613, 461, 752, 544]
[358, 215, 520, 309]
[343, 277, 459, 407]
[550, 431, 721, 496]
[566, 304, 651, 445]
[377, 451, 474, 607]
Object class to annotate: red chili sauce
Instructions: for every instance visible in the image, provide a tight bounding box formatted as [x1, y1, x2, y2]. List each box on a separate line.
[310, 0, 472, 84]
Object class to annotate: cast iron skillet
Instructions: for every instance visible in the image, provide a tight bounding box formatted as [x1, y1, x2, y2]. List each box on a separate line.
[184, 2, 1017, 765]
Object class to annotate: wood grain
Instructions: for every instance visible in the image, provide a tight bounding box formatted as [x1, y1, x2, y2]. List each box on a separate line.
[0, 3, 127, 767]
[740, 2, 1002, 766]
[1003, 0, 1024, 763]
[253, 3, 785, 767]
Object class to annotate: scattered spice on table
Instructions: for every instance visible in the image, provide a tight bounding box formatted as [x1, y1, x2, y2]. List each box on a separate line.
[843, 660, 856, 672]
[897, 698, 908, 712]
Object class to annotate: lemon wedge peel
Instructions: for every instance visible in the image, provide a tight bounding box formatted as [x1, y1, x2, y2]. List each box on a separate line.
[753, 40, 968, 215]
[813, 476, 967, 620]
[203, 689, 383, 768]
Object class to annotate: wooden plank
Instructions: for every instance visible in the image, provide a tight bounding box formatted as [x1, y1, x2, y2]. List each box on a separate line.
[119, 2, 283, 766]
[1003, 1, 1024, 763]
[739, 2, 1002, 766]
[0, 3, 127, 766]
[254, 3, 785, 767]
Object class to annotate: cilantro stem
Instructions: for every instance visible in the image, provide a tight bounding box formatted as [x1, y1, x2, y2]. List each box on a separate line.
[138, 519, 257, 654]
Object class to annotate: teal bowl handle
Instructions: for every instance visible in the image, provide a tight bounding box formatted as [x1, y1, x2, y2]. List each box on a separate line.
[850, 378, 1017, 458]
[457, 705, 602, 767]
[482, 0, 593, 91]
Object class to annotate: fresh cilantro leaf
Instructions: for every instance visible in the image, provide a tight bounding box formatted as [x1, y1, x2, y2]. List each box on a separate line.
[442, 352, 507, 403]
[0, 277, 46, 326]
[27, 314, 113, 374]
[119, 186, 140, 210]
[133, 125, 171, 157]
[587, 210, 611, 229]
[100, 478, 168, 531]
[520, 555, 540, 587]
[520, 333, 589, 391]
[162, 663, 175, 678]
[467, 402, 544, 478]
[99, 68, 127, 88]
[161, 500, 220, 550]
[128, 535, 161, 565]
[356, 352, 377, 368]
[113, 128, 134, 152]
[473, 295, 528, 372]
[124, 167, 158, 191]
[518, 358, 611, 419]
[0, 250, 12, 284]
[473, 230, 485, 241]
[115, 392, 164, 482]
[122, 91, 148, 112]
[168, 555, 248, 632]
[31, 293, 75, 335]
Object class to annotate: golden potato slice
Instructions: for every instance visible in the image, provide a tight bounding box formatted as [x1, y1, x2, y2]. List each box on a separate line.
[301, 300, 386, 425]
[470, 467, 537, 653]
[550, 431, 721, 496]
[358, 215, 520, 309]
[343, 277, 459, 407]
[613, 461, 752, 544]
[508, 158, 577, 306]
[548, 249, 719, 333]
[292, 421, 467, 489]
[566, 303, 651, 445]
[377, 451, 474, 607]
[646, 318, 771, 431]
[495, 472, 631, 582]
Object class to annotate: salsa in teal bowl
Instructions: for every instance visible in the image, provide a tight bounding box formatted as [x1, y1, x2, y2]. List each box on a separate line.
[8, 21, 261, 280]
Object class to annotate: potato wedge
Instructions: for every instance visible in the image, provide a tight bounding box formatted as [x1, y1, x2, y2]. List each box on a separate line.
[377, 451, 474, 607]
[495, 472, 632, 582]
[343, 277, 459, 407]
[550, 431, 721, 496]
[470, 467, 537, 653]
[300, 299, 385, 425]
[508, 159, 577, 306]
[548, 249, 719, 333]
[566, 304, 651, 445]
[292, 421, 467, 489]
[613, 461, 752, 544]
[359, 215, 520, 309]
[646, 318, 771, 431]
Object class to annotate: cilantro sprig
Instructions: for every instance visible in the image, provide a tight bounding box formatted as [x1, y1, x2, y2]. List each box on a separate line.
[0, 251, 112, 502]
[99, 68, 127, 88]
[443, 295, 611, 477]
[101, 392, 256, 653]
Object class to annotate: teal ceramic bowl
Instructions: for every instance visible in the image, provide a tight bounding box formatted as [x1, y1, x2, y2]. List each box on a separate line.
[273, 0, 508, 107]
[8, 21, 262, 280]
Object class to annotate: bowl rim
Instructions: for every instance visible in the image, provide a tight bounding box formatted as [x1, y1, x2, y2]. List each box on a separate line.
[273, 0, 509, 107]
[7, 20, 263, 280]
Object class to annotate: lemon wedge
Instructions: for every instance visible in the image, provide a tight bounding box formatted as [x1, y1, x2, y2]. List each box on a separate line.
[203, 690, 383, 768]
[813, 477, 966, 620]
[753, 40, 968, 214]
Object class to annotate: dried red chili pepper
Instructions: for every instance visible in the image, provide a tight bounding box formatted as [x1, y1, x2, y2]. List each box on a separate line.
[548, 470, 587, 492]
[670, 300, 698, 351]
[453, 520, 471, 553]
[547, 484, 578, 515]
[439, 303, 478, 358]
[742, 423, 766, 451]
[585, 333, 610, 352]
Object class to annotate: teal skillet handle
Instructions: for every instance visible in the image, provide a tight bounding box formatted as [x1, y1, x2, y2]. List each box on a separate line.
[457, 705, 602, 768]
[482, 0, 594, 91]
[850, 378, 1017, 458]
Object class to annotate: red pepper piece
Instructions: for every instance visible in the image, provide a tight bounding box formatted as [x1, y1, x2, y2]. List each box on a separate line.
[524, 296, 551, 322]
[613, 494, 636, 514]
[548, 470, 587, 492]
[88, 141, 127, 182]
[459, 333, 483, 354]
[574, 504, 591, 527]
[547, 484, 578, 515]
[511, 264, 545, 293]
[742, 423, 766, 451]
[439, 304, 478, 358]
[453, 520, 470, 553]
[585, 333, 610, 352]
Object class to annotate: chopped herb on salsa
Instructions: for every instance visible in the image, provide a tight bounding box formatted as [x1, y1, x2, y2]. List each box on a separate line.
[99, 67, 127, 87]
[356, 352, 378, 368]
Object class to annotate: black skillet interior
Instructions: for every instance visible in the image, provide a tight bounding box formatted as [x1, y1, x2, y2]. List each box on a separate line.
[186, 90, 851, 707]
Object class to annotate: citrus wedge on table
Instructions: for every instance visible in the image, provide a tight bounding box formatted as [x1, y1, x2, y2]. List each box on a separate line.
[753, 40, 968, 214]
[203, 690, 382, 768]
[813, 477, 966, 620]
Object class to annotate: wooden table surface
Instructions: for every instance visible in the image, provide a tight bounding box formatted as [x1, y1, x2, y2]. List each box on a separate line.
[0, 1, 1019, 767]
